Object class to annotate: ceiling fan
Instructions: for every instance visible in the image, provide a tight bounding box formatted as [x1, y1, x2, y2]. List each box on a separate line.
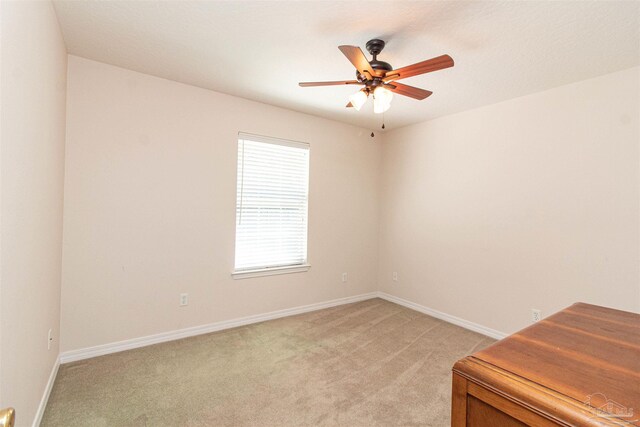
[299, 39, 454, 113]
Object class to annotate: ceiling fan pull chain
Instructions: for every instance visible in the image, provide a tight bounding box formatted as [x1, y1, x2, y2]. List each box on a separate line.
[382, 111, 385, 130]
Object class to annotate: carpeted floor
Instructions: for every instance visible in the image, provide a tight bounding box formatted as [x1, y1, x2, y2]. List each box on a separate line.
[42, 298, 495, 426]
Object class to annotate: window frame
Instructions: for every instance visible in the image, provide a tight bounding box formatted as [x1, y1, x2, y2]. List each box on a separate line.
[232, 132, 310, 279]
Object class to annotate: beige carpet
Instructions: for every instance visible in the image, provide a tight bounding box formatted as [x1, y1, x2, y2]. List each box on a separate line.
[42, 298, 494, 426]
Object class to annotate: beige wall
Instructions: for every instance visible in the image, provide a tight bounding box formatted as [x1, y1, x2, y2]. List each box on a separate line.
[60, 56, 381, 352]
[379, 67, 640, 335]
[62, 58, 640, 352]
[0, 0, 67, 424]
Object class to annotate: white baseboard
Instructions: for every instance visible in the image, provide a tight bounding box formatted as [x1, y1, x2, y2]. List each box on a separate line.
[377, 292, 508, 340]
[32, 355, 60, 427]
[59, 290, 506, 365]
[59, 292, 379, 364]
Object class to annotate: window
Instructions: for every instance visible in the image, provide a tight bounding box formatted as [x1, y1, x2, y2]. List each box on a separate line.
[233, 133, 310, 278]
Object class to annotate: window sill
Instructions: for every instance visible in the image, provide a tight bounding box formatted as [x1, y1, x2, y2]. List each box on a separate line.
[231, 264, 311, 280]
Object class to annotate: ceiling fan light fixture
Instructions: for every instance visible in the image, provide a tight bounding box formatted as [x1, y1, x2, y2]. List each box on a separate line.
[373, 86, 393, 114]
[349, 89, 368, 111]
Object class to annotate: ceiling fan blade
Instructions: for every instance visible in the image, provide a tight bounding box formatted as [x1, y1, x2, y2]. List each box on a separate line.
[385, 82, 433, 100]
[346, 102, 353, 108]
[338, 46, 375, 79]
[299, 80, 361, 87]
[383, 54, 454, 82]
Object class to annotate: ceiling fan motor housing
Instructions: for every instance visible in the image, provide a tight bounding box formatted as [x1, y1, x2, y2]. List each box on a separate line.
[365, 39, 392, 75]
[355, 39, 393, 82]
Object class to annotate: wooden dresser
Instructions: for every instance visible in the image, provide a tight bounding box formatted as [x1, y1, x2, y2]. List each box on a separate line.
[452, 303, 640, 426]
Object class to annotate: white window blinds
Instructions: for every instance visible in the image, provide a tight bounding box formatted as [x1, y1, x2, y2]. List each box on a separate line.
[234, 133, 310, 272]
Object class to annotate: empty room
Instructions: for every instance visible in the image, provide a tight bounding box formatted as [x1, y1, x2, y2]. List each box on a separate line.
[1, 0, 639, 426]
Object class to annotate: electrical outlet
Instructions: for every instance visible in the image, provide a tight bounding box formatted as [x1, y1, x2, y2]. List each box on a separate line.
[180, 293, 189, 307]
[48, 329, 53, 350]
[531, 309, 541, 323]
[392, 272, 398, 282]
[341, 273, 347, 283]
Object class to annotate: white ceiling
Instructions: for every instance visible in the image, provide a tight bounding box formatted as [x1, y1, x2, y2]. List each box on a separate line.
[53, 1, 640, 131]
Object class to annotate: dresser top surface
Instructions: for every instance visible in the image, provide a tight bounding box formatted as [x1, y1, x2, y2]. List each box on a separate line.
[472, 302, 640, 425]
